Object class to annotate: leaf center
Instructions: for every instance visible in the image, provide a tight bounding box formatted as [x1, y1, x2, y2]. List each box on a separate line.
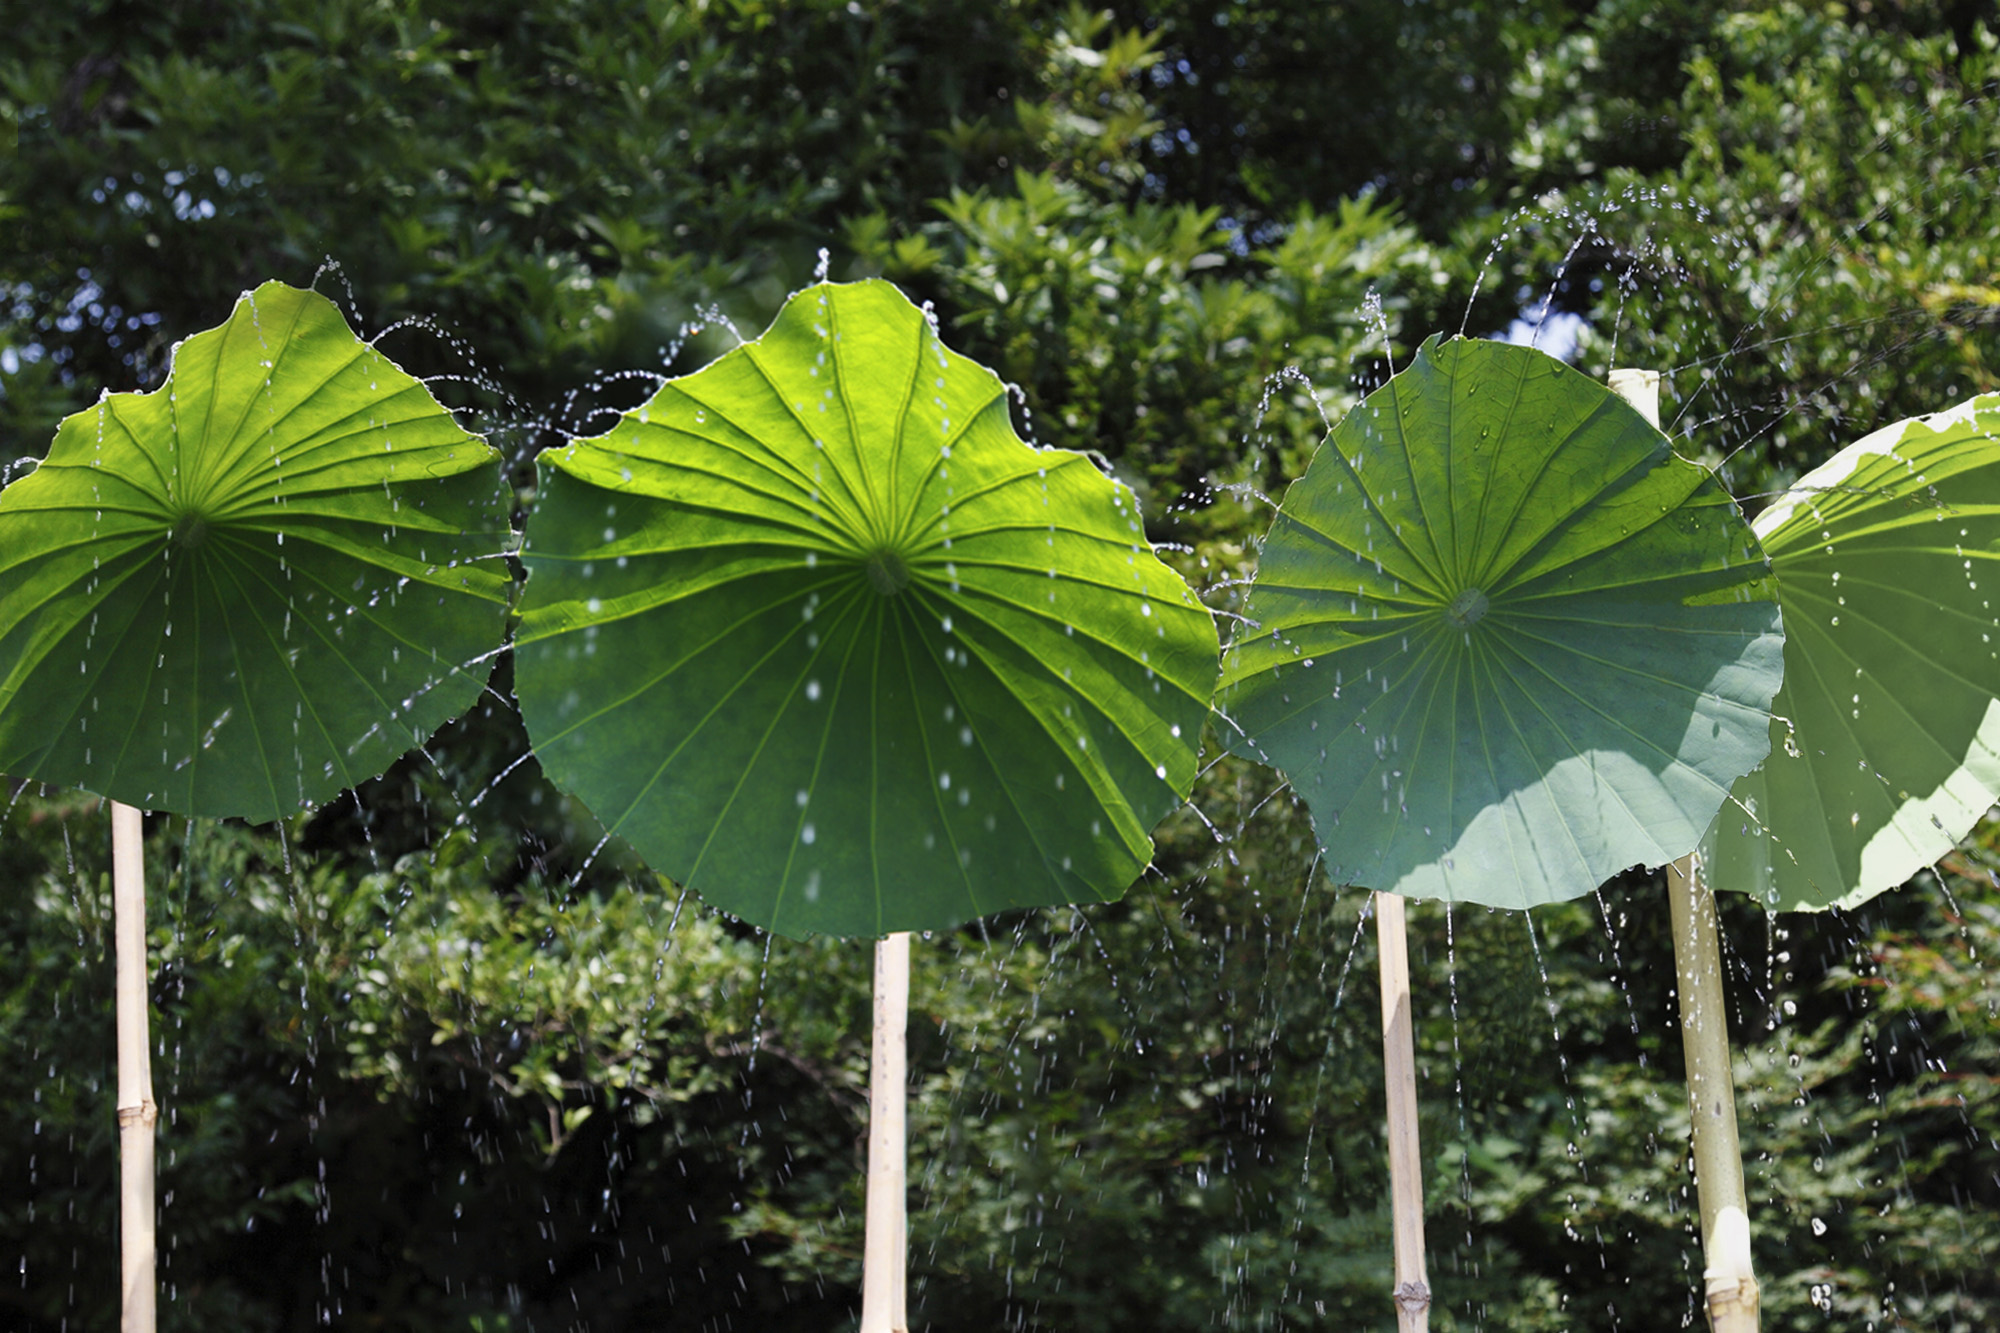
[863, 549, 912, 596]
[1446, 587, 1489, 627]
[170, 511, 210, 551]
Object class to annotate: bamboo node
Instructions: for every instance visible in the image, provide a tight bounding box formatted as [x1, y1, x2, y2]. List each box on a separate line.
[1704, 1272, 1760, 1321]
[116, 1099, 159, 1130]
[1393, 1280, 1432, 1314]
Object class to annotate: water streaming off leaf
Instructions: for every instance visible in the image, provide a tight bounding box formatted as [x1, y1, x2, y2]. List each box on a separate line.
[6, 142, 2000, 1326]
[13, 761, 1990, 1327]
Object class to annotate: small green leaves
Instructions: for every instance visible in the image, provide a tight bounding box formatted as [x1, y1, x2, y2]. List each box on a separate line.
[1703, 395, 2000, 910]
[1219, 336, 1785, 908]
[515, 280, 1216, 939]
[0, 281, 512, 820]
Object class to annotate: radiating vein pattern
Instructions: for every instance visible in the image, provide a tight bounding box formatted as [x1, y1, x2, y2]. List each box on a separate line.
[1702, 394, 2000, 910]
[514, 280, 1217, 939]
[0, 281, 513, 820]
[1218, 336, 1784, 907]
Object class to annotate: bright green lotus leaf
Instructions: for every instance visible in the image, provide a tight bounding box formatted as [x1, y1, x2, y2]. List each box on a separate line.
[1701, 394, 2000, 911]
[1217, 336, 1785, 908]
[0, 281, 512, 820]
[514, 279, 1217, 939]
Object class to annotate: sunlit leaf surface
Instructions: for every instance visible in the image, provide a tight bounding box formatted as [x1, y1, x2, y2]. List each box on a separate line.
[1703, 395, 2000, 910]
[1218, 336, 1784, 908]
[514, 280, 1216, 939]
[0, 281, 512, 820]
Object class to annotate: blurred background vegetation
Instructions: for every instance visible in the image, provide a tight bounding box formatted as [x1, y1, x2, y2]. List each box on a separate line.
[2, 1, 1997, 1328]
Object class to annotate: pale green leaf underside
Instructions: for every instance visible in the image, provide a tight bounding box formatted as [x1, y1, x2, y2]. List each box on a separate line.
[1218, 336, 1783, 908]
[0, 281, 512, 820]
[1702, 394, 2000, 911]
[514, 280, 1217, 939]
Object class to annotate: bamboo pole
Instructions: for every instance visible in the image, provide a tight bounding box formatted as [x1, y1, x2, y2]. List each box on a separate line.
[859, 930, 911, 1333]
[1375, 891, 1430, 1332]
[112, 800, 156, 1333]
[1669, 856, 1761, 1331]
[1609, 366, 1760, 1332]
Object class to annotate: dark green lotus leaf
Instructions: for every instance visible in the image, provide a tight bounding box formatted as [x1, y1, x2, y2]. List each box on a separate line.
[514, 279, 1216, 939]
[1218, 336, 1785, 908]
[1702, 395, 2000, 911]
[0, 281, 512, 819]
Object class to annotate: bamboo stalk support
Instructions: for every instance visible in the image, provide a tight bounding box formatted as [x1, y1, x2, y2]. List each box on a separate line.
[1609, 365, 1759, 1331]
[112, 801, 156, 1333]
[1375, 891, 1430, 1333]
[1669, 855, 1761, 1332]
[859, 930, 911, 1333]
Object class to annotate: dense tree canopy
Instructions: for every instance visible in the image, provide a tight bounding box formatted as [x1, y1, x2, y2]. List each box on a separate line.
[2, 2, 1997, 1329]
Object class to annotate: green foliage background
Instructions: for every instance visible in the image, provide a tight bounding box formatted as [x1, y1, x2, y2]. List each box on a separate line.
[2, 1, 1997, 1329]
